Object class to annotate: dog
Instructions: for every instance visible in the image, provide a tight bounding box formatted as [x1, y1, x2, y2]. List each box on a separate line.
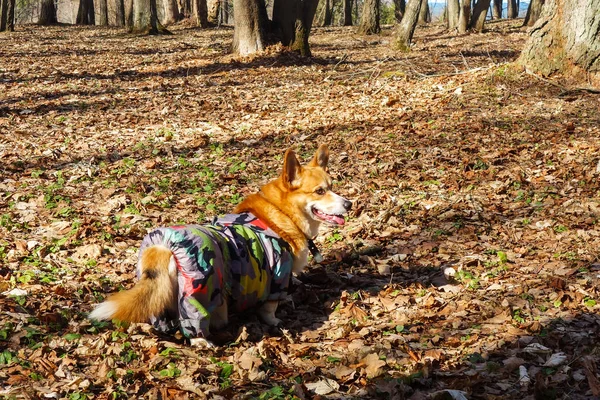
[89, 144, 352, 344]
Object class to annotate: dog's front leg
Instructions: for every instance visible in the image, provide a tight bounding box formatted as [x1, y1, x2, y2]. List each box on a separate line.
[258, 300, 281, 326]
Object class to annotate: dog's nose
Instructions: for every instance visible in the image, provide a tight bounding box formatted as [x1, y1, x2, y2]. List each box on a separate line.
[343, 200, 352, 211]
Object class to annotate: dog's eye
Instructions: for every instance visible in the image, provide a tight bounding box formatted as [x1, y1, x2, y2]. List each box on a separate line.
[315, 188, 326, 195]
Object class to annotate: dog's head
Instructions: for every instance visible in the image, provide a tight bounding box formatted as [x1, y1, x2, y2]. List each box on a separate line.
[280, 144, 352, 234]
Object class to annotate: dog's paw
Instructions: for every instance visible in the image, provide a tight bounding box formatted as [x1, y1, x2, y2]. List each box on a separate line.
[190, 337, 216, 349]
[259, 314, 282, 327]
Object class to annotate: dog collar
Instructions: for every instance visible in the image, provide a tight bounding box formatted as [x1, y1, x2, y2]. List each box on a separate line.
[307, 239, 323, 263]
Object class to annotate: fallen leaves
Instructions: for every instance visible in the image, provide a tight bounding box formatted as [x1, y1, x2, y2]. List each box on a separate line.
[1, 19, 600, 400]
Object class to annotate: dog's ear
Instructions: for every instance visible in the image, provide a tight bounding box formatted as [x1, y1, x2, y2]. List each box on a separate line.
[282, 148, 303, 189]
[309, 144, 329, 169]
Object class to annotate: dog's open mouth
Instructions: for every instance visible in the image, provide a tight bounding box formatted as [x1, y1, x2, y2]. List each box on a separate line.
[312, 207, 345, 225]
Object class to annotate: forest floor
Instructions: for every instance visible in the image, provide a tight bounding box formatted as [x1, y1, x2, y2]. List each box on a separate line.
[1, 20, 600, 400]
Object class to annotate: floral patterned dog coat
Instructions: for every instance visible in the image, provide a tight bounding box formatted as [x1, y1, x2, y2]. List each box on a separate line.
[137, 212, 293, 338]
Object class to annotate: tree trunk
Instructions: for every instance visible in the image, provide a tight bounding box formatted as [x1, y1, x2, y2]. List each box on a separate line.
[291, 0, 319, 56]
[323, 0, 332, 25]
[77, 0, 95, 24]
[394, 0, 405, 22]
[357, 0, 380, 35]
[273, 0, 296, 46]
[0, 0, 8, 31]
[232, 0, 269, 55]
[468, 0, 490, 31]
[342, 0, 352, 25]
[447, 0, 459, 29]
[457, 0, 469, 33]
[418, 0, 430, 25]
[39, 0, 57, 24]
[130, 0, 169, 33]
[518, 0, 600, 86]
[523, 0, 544, 26]
[7, 0, 13, 30]
[116, 0, 126, 26]
[98, 0, 109, 24]
[163, 0, 179, 24]
[491, 0, 501, 18]
[207, 0, 218, 23]
[506, 0, 517, 18]
[392, 0, 421, 50]
[193, 0, 208, 26]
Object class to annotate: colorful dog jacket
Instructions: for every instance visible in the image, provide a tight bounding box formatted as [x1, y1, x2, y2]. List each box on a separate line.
[137, 212, 293, 338]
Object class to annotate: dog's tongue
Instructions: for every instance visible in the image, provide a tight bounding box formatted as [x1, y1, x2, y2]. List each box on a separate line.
[315, 209, 345, 225]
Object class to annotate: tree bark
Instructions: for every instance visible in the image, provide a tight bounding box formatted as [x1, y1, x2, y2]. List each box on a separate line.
[394, 0, 405, 22]
[457, 0, 469, 33]
[323, 0, 332, 25]
[357, 0, 380, 35]
[77, 0, 95, 24]
[447, 0, 459, 29]
[291, 0, 319, 56]
[518, 0, 600, 86]
[273, 0, 296, 46]
[232, 0, 269, 55]
[7, 0, 14, 30]
[468, 0, 490, 31]
[392, 0, 421, 50]
[115, 0, 126, 26]
[207, 0, 218, 23]
[0, 0, 8, 31]
[523, 0, 544, 26]
[506, 0, 517, 18]
[39, 0, 57, 24]
[342, 0, 352, 25]
[491, 0, 501, 18]
[418, 0, 430, 25]
[130, 0, 169, 33]
[163, 0, 180, 24]
[193, 0, 208, 26]
[98, 0, 109, 24]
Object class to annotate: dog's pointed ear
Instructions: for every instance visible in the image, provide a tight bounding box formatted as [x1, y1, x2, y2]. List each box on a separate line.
[309, 144, 329, 169]
[282, 148, 303, 189]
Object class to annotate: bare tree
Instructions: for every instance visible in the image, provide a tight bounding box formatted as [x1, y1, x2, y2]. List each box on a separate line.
[193, 0, 208, 26]
[232, 0, 269, 55]
[115, 0, 126, 25]
[523, 0, 544, 26]
[357, 0, 380, 34]
[506, 0, 517, 18]
[207, 0, 218, 23]
[130, 0, 169, 33]
[77, 0, 95, 24]
[98, 0, 109, 24]
[0, 0, 8, 30]
[39, 0, 57, 24]
[447, 0, 459, 29]
[519, 0, 600, 85]
[393, 0, 421, 49]
[394, 0, 405, 22]
[291, 0, 319, 55]
[417, 0, 430, 25]
[468, 0, 490, 31]
[322, 0, 332, 25]
[457, 0, 469, 33]
[491, 0, 501, 19]
[342, 0, 352, 25]
[163, 0, 180, 24]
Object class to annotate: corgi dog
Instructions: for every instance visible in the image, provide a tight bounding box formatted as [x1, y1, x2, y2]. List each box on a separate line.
[89, 144, 351, 344]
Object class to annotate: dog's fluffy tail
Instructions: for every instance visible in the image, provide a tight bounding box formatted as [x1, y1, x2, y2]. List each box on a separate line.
[89, 245, 177, 323]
